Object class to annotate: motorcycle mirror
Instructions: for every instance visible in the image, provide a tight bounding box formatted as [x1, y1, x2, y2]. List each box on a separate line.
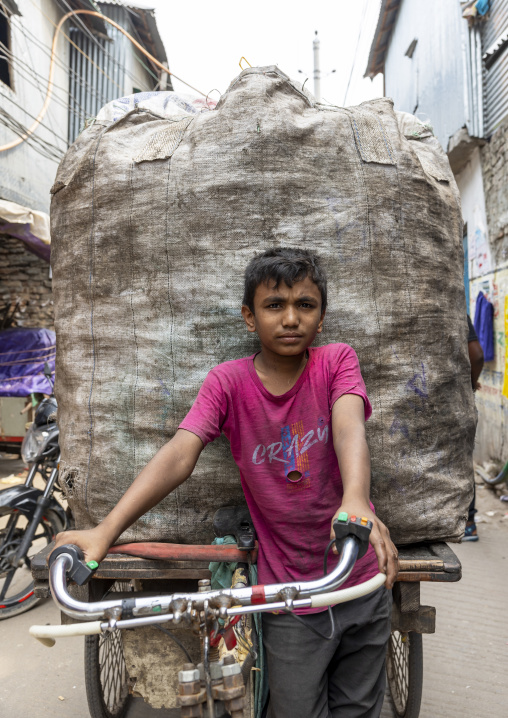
[44, 362, 52, 378]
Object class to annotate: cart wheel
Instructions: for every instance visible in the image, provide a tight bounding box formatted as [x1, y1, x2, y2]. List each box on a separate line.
[84, 583, 132, 718]
[386, 630, 423, 718]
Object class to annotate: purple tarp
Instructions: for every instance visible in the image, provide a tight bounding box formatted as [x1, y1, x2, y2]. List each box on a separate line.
[0, 327, 55, 397]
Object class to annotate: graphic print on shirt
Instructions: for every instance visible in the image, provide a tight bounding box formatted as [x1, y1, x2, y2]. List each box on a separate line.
[282, 420, 311, 490]
[251, 416, 330, 491]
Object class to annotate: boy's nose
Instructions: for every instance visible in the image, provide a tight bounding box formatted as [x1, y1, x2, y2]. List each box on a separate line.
[282, 306, 299, 326]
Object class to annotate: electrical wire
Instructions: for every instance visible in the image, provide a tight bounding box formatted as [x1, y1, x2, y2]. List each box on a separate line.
[110, 1, 161, 82]
[0, 8, 114, 110]
[0, 81, 67, 151]
[0, 6, 206, 154]
[121, 0, 169, 78]
[0, 40, 94, 122]
[56, 0, 157, 90]
[76, 7, 204, 94]
[0, 42, 75, 141]
[283, 539, 337, 641]
[19, 19, 68, 151]
[0, 43, 71, 115]
[154, 624, 193, 663]
[0, 8, 115, 154]
[342, 0, 369, 106]
[27, 0, 124, 95]
[0, 108, 64, 162]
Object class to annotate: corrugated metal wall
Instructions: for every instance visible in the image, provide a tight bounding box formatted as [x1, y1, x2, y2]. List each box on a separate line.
[482, 0, 508, 135]
[68, 5, 130, 144]
[463, 22, 484, 138]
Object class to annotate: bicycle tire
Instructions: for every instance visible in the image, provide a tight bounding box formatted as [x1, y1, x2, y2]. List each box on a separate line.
[84, 583, 132, 718]
[478, 459, 508, 486]
[0, 510, 63, 620]
[386, 630, 423, 718]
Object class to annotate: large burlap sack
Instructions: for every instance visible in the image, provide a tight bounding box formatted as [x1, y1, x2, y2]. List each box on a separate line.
[51, 66, 476, 546]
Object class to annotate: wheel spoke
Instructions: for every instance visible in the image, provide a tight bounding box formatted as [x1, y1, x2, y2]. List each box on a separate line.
[387, 631, 410, 714]
[85, 582, 131, 717]
[0, 568, 16, 601]
[99, 623, 128, 712]
[0, 514, 53, 612]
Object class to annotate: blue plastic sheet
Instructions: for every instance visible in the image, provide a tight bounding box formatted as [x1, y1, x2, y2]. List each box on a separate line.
[475, 0, 490, 17]
[0, 328, 55, 397]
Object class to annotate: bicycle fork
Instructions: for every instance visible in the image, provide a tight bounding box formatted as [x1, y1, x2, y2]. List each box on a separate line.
[177, 600, 246, 718]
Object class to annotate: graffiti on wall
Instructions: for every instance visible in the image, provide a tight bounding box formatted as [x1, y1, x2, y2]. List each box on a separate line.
[470, 267, 508, 461]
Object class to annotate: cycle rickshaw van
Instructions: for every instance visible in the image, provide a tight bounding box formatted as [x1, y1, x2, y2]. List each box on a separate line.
[29, 66, 473, 718]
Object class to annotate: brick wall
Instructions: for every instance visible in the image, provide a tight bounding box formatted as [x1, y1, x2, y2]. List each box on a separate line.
[0, 237, 54, 329]
[481, 115, 508, 266]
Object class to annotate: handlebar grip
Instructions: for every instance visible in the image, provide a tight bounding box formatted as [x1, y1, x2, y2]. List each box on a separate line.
[29, 621, 103, 647]
[333, 515, 373, 560]
[48, 544, 99, 586]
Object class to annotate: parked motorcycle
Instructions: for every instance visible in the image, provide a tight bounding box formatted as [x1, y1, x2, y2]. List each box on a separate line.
[0, 363, 69, 618]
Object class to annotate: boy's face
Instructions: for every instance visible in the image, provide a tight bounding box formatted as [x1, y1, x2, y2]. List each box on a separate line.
[241, 276, 325, 356]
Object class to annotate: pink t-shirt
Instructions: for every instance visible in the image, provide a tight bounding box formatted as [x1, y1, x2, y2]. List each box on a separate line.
[179, 343, 379, 611]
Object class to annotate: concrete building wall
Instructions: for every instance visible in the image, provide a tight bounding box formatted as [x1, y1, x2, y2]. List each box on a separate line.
[379, 1, 508, 465]
[1, 2, 166, 332]
[0, 0, 69, 213]
[383, 0, 467, 150]
[469, 266, 508, 463]
[456, 147, 491, 290]
[481, 115, 508, 267]
[466, 114, 508, 463]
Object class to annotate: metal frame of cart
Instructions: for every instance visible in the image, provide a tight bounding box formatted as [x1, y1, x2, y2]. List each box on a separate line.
[31, 540, 461, 718]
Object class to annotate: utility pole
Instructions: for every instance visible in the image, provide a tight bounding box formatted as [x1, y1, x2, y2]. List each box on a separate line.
[313, 31, 321, 102]
[299, 32, 334, 102]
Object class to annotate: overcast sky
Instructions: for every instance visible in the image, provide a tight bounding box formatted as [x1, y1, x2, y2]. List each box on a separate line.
[149, 0, 383, 107]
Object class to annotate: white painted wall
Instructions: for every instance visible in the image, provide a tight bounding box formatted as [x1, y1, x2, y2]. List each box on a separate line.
[456, 147, 492, 286]
[383, 0, 467, 150]
[469, 267, 508, 463]
[126, 47, 157, 96]
[456, 148, 508, 463]
[0, 0, 69, 213]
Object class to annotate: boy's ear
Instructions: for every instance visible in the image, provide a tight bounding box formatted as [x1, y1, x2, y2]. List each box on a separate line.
[241, 305, 257, 333]
[316, 308, 326, 334]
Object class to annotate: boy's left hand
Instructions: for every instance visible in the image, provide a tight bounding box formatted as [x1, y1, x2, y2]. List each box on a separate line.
[330, 504, 398, 590]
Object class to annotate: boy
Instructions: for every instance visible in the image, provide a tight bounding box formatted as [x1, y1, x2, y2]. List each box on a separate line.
[54, 248, 398, 718]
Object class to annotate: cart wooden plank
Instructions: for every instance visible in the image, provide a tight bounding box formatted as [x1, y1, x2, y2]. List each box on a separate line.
[32, 540, 461, 583]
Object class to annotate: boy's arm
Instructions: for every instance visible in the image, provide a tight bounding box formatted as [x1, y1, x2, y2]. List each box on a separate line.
[331, 394, 398, 589]
[51, 429, 204, 564]
[468, 338, 484, 390]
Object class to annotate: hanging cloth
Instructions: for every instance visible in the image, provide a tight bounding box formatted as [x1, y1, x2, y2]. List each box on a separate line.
[473, 291, 495, 361]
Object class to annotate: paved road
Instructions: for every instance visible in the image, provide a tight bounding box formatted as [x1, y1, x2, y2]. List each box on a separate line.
[1, 475, 507, 717]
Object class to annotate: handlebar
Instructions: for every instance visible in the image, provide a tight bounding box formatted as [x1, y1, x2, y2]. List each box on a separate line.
[30, 516, 387, 645]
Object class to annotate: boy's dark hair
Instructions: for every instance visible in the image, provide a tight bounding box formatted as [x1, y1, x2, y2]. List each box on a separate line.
[243, 248, 327, 312]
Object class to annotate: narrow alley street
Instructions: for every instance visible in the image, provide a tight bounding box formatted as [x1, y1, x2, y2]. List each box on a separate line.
[0, 473, 506, 718]
[1, 2, 507, 718]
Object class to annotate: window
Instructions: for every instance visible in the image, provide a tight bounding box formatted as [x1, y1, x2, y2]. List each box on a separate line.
[0, 13, 12, 88]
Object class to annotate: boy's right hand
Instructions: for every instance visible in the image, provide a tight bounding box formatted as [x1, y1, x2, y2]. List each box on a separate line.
[49, 527, 112, 566]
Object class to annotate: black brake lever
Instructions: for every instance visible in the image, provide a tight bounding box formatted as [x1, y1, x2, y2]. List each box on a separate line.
[48, 544, 99, 586]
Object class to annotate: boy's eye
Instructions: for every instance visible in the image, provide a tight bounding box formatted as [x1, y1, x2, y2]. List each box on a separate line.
[267, 302, 282, 308]
[299, 302, 314, 308]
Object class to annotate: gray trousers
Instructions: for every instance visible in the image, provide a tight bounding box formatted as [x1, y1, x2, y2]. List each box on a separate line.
[262, 587, 392, 718]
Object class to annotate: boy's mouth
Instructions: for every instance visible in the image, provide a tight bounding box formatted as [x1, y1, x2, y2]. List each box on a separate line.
[278, 333, 303, 343]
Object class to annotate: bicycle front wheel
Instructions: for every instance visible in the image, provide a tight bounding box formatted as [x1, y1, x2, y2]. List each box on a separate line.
[386, 630, 423, 718]
[84, 583, 132, 718]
